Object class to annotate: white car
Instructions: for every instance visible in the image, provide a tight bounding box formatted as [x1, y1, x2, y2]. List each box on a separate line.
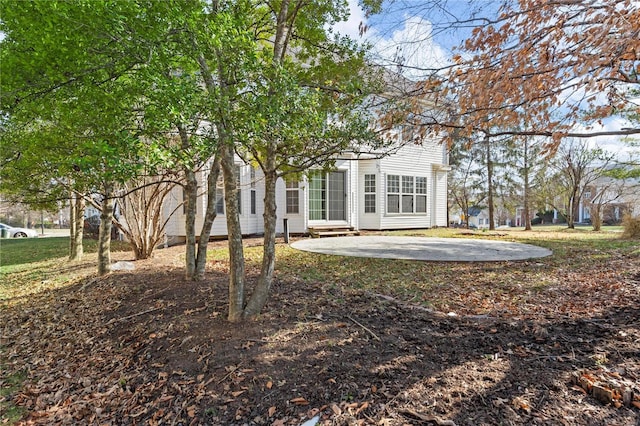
[0, 222, 39, 238]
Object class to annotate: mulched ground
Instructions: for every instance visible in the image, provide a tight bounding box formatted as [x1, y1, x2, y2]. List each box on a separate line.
[2, 239, 639, 425]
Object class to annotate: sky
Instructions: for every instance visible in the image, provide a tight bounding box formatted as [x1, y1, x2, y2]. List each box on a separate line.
[332, 0, 638, 158]
[334, 0, 499, 77]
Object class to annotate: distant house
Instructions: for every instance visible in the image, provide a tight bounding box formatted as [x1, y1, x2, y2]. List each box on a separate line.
[466, 206, 490, 229]
[578, 174, 640, 224]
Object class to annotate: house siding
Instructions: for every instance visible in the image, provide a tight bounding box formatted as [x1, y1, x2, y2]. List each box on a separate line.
[375, 140, 447, 230]
[164, 137, 449, 239]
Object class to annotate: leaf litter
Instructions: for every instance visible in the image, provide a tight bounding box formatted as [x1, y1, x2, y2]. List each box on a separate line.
[1, 236, 639, 425]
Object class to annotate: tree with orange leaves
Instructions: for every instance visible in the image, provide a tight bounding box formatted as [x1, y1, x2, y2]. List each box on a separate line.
[441, 0, 640, 148]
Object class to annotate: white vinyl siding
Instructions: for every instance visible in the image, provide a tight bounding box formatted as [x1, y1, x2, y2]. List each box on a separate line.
[377, 140, 447, 229]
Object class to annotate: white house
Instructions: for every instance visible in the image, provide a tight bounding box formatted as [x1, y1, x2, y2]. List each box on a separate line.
[163, 136, 450, 241]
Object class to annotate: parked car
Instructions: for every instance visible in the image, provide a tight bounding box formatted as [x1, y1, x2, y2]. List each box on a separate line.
[0, 222, 39, 238]
[84, 215, 120, 239]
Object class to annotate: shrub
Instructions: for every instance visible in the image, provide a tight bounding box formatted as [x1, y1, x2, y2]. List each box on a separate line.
[621, 214, 640, 239]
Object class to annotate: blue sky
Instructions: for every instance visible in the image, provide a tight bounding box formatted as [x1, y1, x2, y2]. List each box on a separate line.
[333, 0, 637, 157]
[334, 0, 502, 77]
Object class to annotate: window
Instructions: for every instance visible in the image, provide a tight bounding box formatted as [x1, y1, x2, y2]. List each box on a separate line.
[364, 174, 376, 213]
[250, 167, 257, 215]
[286, 178, 299, 214]
[214, 167, 243, 215]
[416, 177, 427, 213]
[386, 175, 400, 213]
[182, 188, 188, 214]
[402, 176, 414, 213]
[309, 172, 326, 220]
[215, 176, 224, 214]
[236, 166, 242, 215]
[387, 174, 427, 214]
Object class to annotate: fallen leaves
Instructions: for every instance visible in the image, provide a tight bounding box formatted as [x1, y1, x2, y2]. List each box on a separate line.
[290, 397, 309, 406]
[571, 368, 640, 408]
[2, 238, 639, 425]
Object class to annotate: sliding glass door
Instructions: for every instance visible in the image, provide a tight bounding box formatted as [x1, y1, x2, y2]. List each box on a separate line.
[308, 171, 346, 221]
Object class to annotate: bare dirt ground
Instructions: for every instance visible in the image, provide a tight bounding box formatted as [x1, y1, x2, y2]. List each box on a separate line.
[2, 237, 639, 425]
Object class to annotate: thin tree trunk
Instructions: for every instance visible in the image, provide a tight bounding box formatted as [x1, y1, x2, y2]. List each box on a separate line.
[221, 143, 245, 322]
[567, 194, 575, 229]
[523, 138, 532, 231]
[592, 204, 602, 231]
[486, 136, 495, 230]
[97, 187, 115, 276]
[244, 169, 277, 318]
[69, 193, 85, 261]
[69, 193, 77, 259]
[184, 169, 198, 279]
[194, 152, 222, 280]
[178, 125, 199, 280]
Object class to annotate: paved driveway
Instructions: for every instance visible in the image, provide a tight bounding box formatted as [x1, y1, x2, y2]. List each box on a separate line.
[290, 236, 552, 262]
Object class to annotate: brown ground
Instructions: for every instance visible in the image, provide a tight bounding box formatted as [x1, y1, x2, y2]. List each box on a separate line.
[2, 238, 639, 426]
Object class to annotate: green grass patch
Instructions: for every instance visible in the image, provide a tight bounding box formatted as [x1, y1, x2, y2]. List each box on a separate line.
[0, 367, 27, 425]
[0, 237, 131, 269]
[0, 237, 132, 302]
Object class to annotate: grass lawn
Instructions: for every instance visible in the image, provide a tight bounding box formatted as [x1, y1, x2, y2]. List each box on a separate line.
[0, 237, 131, 301]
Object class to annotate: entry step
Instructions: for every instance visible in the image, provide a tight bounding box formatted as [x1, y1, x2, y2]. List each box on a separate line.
[308, 226, 360, 238]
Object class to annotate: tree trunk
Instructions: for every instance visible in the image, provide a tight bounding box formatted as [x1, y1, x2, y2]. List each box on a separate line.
[69, 193, 85, 261]
[567, 194, 575, 229]
[221, 143, 245, 322]
[244, 169, 278, 318]
[194, 152, 222, 280]
[97, 187, 115, 276]
[592, 204, 602, 231]
[486, 136, 495, 230]
[523, 138, 532, 231]
[178, 124, 199, 280]
[184, 168, 198, 279]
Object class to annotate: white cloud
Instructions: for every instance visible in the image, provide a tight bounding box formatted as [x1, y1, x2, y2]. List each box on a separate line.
[332, 0, 367, 40]
[572, 117, 638, 161]
[367, 15, 451, 80]
[332, 3, 451, 80]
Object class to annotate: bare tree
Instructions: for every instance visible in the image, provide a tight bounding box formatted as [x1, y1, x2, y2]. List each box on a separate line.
[116, 174, 178, 260]
[543, 139, 615, 229]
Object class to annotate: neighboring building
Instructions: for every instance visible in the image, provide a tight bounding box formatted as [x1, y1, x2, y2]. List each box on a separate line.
[466, 206, 490, 229]
[163, 137, 450, 241]
[449, 206, 492, 229]
[578, 174, 639, 224]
